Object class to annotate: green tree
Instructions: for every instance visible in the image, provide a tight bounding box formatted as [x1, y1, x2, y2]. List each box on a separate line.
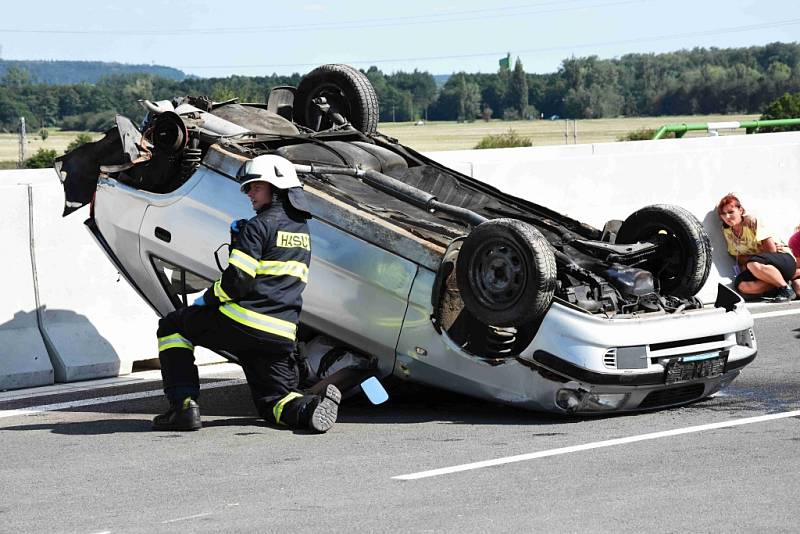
[2, 66, 32, 88]
[506, 58, 528, 118]
[451, 74, 480, 122]
[26, 148, 58, 168]
[66, 132, 95, 153]
[387, 70, 437, 120]
[759, 92, 800, 132]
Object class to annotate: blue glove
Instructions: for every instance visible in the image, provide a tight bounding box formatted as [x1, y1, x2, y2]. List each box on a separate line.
[230, 219, 246, 234]
[192, 295, 206, 306]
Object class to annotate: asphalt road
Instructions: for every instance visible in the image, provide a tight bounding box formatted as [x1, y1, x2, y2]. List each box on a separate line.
[0, 303, 798, 533]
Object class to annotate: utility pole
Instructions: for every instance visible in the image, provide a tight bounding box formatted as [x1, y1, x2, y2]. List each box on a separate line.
[18, 117, 26, 168]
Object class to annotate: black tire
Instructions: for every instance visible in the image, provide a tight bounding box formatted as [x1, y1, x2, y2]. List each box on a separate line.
[455, 219, 557, 327]
[295, 64, 379, 134]
[615, 204, 711, 297]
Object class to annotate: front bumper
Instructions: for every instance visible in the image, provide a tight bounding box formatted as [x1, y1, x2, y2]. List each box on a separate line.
[515, 285, 757, 413]
[524, 351, 752, 413]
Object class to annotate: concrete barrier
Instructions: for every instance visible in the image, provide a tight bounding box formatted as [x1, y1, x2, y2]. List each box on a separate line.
[427, 131, 800, 302]
[28, 178, 152, 381]
[23, 170, 221, 383]
[0, 182, 53, 390]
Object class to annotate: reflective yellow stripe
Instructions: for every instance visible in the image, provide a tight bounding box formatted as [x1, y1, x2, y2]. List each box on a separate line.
[158, 333, 194, 352]
[219, 302, 297, 340]
[213, 280, 232, 303]
[256, 260, 309, 283]
[228, 249, 258, 277]
[273, 392, 303, 425]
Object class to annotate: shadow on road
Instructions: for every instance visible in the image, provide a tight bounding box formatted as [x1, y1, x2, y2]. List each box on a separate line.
[0, 418, 153, 434]
[0, 381, 633, 435]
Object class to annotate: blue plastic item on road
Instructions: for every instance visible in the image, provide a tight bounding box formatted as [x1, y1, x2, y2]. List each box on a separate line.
[360, 376, 389, 405]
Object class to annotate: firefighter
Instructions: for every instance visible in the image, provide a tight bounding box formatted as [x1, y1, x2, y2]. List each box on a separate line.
[152, 154, 340, 432]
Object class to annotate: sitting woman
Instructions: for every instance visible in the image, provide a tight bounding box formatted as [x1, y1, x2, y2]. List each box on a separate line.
[717, 193, 796, 302]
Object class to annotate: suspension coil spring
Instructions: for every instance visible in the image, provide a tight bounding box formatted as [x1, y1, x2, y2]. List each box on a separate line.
[180, 137, 202, 179]
[486, 326, 517, 357]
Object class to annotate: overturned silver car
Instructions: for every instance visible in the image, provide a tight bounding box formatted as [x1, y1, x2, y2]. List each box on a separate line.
[56, 64, 756, 414]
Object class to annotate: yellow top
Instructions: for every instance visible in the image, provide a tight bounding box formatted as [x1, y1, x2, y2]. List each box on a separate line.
[723, 215, 792, 257]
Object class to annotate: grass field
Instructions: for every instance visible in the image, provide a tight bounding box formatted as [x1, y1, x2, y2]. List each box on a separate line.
[0, 114, 761, 165]
[376, 113, 761, 151]
[0, 130, 101, 165]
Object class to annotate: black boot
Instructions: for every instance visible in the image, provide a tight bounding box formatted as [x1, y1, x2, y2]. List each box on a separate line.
[274, 385, 341, 432]
[303, 384, 341, 433]
[152, 397, 202, 431]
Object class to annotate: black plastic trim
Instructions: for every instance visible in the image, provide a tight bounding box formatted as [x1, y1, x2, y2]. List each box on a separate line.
[532, 350, 665, 385]
[725, 351, 757, 372]
[533, 348, 754, 387]
[650, 334, 725, 352]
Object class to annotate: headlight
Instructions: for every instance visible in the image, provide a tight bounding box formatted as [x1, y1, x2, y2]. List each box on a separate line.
[556, 389, 582, 412]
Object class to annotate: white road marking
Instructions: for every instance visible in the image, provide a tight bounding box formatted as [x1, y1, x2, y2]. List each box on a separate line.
[750, 308, 800, 319]
[393, 410, 800, 480]
[162, 512, 214, 524]
[0, 379, 246, 420]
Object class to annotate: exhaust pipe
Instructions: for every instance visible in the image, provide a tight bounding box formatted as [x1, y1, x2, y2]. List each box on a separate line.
[294, 163, 487, 227]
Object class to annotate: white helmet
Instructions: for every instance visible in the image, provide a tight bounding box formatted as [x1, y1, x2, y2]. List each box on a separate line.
[238, 154, 301, 192]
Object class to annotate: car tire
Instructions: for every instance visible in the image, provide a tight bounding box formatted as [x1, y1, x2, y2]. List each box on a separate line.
[456, 218, 557, 327]
[615, 204, 711, 297]
[295, 64, 379, 134]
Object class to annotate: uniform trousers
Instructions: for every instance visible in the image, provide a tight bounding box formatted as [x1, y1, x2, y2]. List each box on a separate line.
[157, 305, 299, 424]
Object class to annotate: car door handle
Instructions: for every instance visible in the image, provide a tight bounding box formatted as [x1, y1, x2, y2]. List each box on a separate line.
[154, 227, 171, 243]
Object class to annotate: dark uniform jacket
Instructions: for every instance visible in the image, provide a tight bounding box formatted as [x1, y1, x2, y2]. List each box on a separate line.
[202, 197, 311, 344]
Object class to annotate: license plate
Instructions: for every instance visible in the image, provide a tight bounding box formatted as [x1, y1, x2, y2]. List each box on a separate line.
[665, 353, 727, 385]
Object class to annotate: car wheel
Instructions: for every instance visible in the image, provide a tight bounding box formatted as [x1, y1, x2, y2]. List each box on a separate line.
[295, 64, 379, 134]
[615, 204, 711, 297]
[455, 218, 556, 327]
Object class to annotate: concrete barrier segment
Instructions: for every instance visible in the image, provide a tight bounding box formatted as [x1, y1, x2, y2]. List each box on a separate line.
[29, 178, 156, 382]
[0, 184, 53, 390]
[24, 170, 223, 382]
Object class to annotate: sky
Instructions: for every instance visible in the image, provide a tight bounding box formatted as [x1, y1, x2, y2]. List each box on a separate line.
[0, 0, 798, 78]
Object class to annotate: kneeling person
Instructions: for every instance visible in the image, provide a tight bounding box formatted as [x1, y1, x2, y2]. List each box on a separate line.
[153, 155, 340, 432]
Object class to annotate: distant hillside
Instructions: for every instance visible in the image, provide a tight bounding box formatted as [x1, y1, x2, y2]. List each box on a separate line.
[0, 59, 185, 84]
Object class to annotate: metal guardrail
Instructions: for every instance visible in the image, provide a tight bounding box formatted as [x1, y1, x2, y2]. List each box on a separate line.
[652, 118, 800, 140]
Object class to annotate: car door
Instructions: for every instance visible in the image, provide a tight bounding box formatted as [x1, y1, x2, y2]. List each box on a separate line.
[138, 167, 250, 316]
